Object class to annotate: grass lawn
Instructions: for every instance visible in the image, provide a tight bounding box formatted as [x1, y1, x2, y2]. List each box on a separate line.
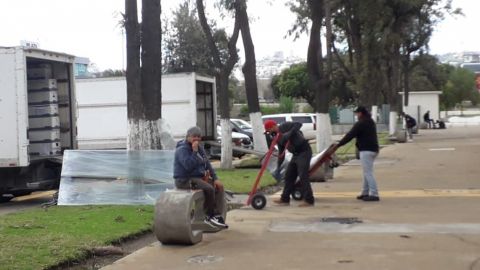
[216, 168, 277, 194]
[0, 205, 154, 270]
[0, 169, 275, 269]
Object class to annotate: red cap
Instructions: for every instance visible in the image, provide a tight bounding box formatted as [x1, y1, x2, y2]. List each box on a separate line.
[264, 120, 277, 131]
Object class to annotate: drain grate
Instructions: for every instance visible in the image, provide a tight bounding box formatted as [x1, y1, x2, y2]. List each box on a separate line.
[319, 217, 362, 224]
[187, 255, 223, 264]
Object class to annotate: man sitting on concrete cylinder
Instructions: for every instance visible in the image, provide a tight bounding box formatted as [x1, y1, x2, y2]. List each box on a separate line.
[173, 126, 228, 228]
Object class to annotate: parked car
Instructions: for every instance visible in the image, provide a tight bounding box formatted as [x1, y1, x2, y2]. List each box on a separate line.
[230, 118, 253, 139]
[261, 113, 317, 140]
[206, 126, 253, 159]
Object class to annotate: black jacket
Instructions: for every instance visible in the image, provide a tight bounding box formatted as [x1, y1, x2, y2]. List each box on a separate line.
[338, 115, 379, 152]
[276, 122, 311, 166]
[404, 114, 417, 128]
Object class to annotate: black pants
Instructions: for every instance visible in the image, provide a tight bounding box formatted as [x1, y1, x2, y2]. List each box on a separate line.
[281, 149, 314, 204]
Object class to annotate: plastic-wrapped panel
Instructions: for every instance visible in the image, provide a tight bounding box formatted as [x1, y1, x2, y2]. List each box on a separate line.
[58, 150, 175, 205]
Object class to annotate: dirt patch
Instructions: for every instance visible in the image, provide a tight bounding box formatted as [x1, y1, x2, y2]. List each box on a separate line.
[48, 231, 156, 270]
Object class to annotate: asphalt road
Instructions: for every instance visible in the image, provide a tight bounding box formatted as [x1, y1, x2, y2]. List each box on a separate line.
[103, 126, 480, 270]
[0, 190, 56, 216]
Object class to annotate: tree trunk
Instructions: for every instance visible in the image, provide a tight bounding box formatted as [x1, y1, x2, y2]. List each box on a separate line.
[307, 0, 332, 152]
[125, 0, 141, 123]
[197, 0, 240, 168]
[125, 0, 163, 150]
[236, 0, 267, 152]
[387, 47, 402, 136]
[402, 55, 411, 107]
[217, 73, 233, 168]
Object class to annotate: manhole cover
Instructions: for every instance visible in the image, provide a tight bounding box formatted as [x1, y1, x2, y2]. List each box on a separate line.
[187, 255, 223, 264]
[319, 217, 362, 224]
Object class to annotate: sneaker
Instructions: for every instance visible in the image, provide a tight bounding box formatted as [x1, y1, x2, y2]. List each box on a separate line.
[204, 217, 218, 228]
[362, 195, 380, 202]
[208, 216, 228, 229]
[214, 215, 226, 225]
[272, 198, 290, 206]
[356, 194, 368, 200]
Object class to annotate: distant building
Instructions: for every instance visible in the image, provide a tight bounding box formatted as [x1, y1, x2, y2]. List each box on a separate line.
[74, 57, 91, 78]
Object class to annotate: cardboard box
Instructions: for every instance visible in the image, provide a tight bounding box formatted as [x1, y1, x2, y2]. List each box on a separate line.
[29, 128, 61, 142]
[27, 66, 52, 80]
[27, 79, 57, 90]
[28, 90, 58, 105]
[29, 116, 60, 129]
[28, 104, 59, 117]
[29, 141, 61, 156]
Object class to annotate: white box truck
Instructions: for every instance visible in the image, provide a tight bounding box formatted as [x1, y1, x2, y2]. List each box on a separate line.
[75, 73, 217, 149]
[0, 46, 77, 201]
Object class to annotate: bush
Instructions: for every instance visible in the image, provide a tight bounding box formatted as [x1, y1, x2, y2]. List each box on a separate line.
[302, 104, 314, 113]
[239, 104, 250, 117]
[260, 105, 280, 115]
[278, 96, 296, 113]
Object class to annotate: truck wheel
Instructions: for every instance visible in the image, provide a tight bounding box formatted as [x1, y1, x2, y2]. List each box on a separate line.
[251, 193, 267, 210]
[0, 195, 13, 203]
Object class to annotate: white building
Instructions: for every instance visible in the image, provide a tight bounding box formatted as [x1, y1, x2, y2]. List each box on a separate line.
[400, 91, 442, 123]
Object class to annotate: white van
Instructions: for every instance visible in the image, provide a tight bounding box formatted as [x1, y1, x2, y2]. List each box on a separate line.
[262, 113, 316, 140]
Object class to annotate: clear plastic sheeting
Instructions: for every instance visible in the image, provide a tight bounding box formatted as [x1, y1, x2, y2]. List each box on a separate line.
[58, 150, 175, 205]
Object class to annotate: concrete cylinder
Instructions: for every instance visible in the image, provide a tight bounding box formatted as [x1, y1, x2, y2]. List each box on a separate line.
[154, 189, 227, 245]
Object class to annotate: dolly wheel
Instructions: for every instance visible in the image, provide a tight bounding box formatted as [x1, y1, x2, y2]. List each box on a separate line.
[251, 193, 267, 210]
[292, 189, 303, 201]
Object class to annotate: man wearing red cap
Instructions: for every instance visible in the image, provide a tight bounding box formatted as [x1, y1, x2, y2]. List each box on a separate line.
[264, 120, 314, 207]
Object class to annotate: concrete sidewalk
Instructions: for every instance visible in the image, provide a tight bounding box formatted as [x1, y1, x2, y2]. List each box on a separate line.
[103, 126, 480, 270]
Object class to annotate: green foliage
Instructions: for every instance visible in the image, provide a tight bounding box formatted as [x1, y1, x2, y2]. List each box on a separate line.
[278, 96, 296, 113]
[271, 61, 355, 107]
[410, 54, 447, 92]
[271, 63, 310, 103]
[238, 104, 249, 117]
[260, 105, 281, 115]
[441, 67, 479, 109]
[162, 1, 229, 75]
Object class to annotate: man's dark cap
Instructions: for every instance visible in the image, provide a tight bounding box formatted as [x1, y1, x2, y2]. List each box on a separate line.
[353, 106, 369, 114]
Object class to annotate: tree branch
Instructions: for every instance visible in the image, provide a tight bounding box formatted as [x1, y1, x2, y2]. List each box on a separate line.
[196, 0, 223, 68]
[225, 6, 240, 74]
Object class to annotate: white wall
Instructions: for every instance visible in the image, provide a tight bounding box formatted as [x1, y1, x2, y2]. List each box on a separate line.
[75, 74, 210, 149]
[401, 92, 441, 123]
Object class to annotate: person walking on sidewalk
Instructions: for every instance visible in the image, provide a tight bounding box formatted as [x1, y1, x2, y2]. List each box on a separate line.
[336, 106, 380, 202]
[264, 120, 315, 207]
[173, 126, 228, 228]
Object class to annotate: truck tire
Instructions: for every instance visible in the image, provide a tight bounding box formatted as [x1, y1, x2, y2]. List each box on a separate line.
[0, 195, 13, 203]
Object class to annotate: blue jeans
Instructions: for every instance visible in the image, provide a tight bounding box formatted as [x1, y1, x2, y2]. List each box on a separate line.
[359, 151, 379, 197]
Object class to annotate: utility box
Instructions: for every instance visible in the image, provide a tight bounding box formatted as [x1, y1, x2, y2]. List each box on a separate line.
[75, 73, 216, 149]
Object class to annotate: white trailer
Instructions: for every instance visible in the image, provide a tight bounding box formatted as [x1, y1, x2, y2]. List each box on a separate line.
[0, 47, 77, 201]
[76, 73, 217, 149]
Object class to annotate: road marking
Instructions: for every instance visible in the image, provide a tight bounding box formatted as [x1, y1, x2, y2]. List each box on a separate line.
[272, 189, 480, 198]
[12, 190, 56, 202]
[270, 222, 480, 234]
[429, 148, 455, 151]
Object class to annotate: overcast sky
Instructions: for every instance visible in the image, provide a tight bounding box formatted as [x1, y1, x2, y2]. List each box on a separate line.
[0, 0, 476, 71]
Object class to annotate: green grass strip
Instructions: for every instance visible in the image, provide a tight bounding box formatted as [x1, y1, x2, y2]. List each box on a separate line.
[0, 205, 154, 270]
